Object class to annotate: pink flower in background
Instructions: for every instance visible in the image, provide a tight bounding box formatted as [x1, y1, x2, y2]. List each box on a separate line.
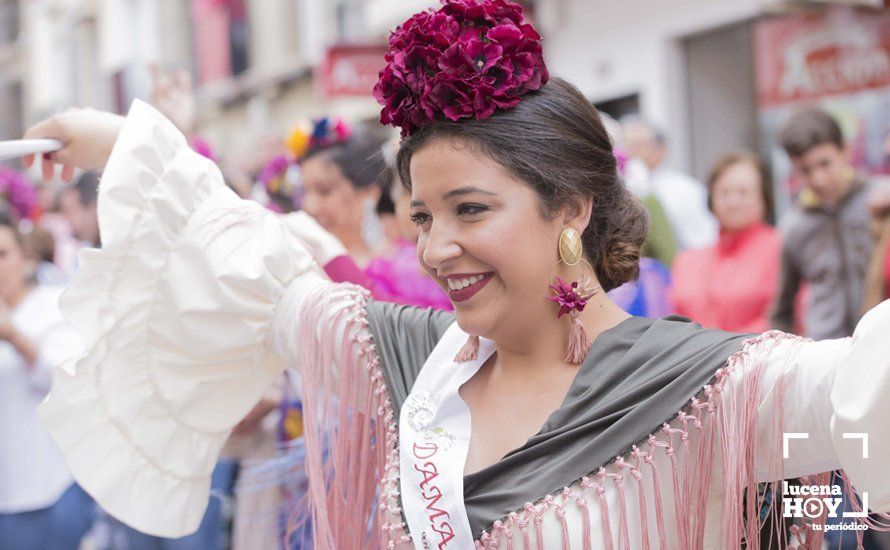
[190, 137, 217, 161]
[613, 149, 628, 177]
[0, 167, 38, 221]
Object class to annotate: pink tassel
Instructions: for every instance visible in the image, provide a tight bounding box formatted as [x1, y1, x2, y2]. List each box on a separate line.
[565, 310, 592, 364]
[455, 334, 480, 362]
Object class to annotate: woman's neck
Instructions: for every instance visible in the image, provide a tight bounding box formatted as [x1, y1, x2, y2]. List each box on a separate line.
[720, 221, 764, 237]
[5, 283, 34, 309]
[336, 230, 372, 266]
[491, 292, 629, 379]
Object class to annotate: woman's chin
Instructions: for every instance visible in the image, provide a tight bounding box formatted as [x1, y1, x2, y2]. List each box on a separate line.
[453, 312, 492, 339]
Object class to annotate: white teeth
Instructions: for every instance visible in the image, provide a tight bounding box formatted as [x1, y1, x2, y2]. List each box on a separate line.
[447, 274, 484, 291]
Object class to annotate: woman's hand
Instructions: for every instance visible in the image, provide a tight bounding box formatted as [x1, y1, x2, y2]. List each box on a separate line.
[22, 108, 125, 182]
[231, 397, 280, 436]
[151, 64, 197, 136]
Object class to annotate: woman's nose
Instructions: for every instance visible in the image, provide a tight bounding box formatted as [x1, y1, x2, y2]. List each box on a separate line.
[420, 225, 462, 270]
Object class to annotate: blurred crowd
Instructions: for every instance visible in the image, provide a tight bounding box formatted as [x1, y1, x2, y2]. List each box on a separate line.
[1, 63, 890, 550]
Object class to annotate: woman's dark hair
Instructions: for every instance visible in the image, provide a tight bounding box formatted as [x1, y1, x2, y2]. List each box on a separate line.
[302, 126, 388, 191]
[396, 77, 648, 292]
[706, 152, 775, 223]
[0, 208, 24, 247]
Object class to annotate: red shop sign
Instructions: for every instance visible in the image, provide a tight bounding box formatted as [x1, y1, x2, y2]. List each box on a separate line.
[317, 44, 389, 98]
[754, 7, 890, 106]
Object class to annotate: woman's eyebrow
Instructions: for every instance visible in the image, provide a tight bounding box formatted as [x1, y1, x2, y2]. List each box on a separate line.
[410, 186, 498, 208]
[442, 186, 498, 200]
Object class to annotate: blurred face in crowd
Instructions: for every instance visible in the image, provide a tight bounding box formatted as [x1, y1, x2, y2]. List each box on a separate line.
[301, 155, 380, 244]
[409, 137, 569, 342]
[622, 121, 665, 172]
[58, 187, 99, 245]
[791, 143, 852, 206]
[711, 160, 766, 233]
[0, 226, 34, 305]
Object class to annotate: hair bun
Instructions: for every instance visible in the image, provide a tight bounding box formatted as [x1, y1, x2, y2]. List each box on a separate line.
[588, 189, 649, 292]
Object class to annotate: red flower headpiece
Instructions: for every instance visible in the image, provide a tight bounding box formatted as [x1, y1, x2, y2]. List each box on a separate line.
[373, 0, 549, 137]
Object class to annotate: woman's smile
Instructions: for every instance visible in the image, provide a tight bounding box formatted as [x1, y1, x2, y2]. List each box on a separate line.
[443, 272, 495, 303]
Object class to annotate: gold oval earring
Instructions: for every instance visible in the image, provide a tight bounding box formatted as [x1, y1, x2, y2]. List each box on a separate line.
[558, 227, 583, 267]
[549, 227, 600, 365]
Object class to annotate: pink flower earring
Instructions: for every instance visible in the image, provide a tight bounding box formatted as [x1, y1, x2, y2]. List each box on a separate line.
[548, 228, 599, 365]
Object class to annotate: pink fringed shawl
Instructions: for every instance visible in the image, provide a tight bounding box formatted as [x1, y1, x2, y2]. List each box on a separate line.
[293, 287, 889, 549]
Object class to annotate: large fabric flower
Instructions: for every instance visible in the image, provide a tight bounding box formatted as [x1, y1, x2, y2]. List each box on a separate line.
[373, 0, 549, 136]
[547, 277, 589, 318]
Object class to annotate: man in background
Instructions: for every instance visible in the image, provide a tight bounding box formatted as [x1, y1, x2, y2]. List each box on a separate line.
[622, 117, 717, 251]
[770, 108, 878, 340]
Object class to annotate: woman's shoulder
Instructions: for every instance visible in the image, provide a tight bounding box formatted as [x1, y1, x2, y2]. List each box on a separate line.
[672, 245, 713, 270]
[751, 223, 781, 246]
[670, 247, 714, 292]
[634, 314, 749, 353]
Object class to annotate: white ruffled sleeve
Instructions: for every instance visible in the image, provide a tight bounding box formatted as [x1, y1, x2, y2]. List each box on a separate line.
[38, 100, 321, 537]
[830, 300, 890, 513]
[747, 300, 890, 513]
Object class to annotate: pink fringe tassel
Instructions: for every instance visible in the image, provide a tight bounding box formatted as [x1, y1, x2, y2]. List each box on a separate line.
[292, 285, 403, 549]
[455, 333, 480, 362]
[565, 310, 592, 365]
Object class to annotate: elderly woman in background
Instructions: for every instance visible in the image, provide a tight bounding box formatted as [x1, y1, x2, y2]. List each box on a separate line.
[671, 152, 781, 331]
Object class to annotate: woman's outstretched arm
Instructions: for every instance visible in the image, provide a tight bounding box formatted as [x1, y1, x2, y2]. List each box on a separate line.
[29, 101, 391, 542]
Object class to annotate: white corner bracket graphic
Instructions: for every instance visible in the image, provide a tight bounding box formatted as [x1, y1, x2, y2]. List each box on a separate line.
[784, 431, 872, 519]
[783, 432, 809, 459]
[842, 433, 869, 459]
[842, 432, 870, 518]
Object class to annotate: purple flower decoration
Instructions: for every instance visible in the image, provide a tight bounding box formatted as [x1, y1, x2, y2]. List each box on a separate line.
[613, 148, 628, 177]
[373, 0, 549, 136]
[258, 155, 290, 192]
[308, 117, 352, 149]
[547, 276, 589, 318]
[0, 167, 38, 221]
[259, 155, 303, 213]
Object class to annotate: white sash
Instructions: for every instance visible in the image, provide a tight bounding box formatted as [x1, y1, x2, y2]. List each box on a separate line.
[399, 323, 496, 550]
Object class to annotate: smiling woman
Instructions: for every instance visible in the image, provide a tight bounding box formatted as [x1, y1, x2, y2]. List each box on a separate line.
[23, 0, 890, 548]
[398, 78, 647, 357]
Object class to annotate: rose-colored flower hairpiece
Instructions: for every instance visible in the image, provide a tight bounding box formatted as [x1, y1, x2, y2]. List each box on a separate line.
[373, 0, 549, 137]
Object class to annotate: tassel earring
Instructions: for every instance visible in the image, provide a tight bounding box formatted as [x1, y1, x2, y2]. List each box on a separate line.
[548, 228, 600, 365]
[454, 334, 480, 362]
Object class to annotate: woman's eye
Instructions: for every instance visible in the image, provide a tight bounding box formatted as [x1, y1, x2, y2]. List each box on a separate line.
[457, 203, 489, 217]
[409, 212, 431, 226]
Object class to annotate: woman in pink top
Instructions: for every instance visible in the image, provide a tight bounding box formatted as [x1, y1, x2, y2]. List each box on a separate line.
[671, 153, 781, 332]
[283, 138, 451, 311]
